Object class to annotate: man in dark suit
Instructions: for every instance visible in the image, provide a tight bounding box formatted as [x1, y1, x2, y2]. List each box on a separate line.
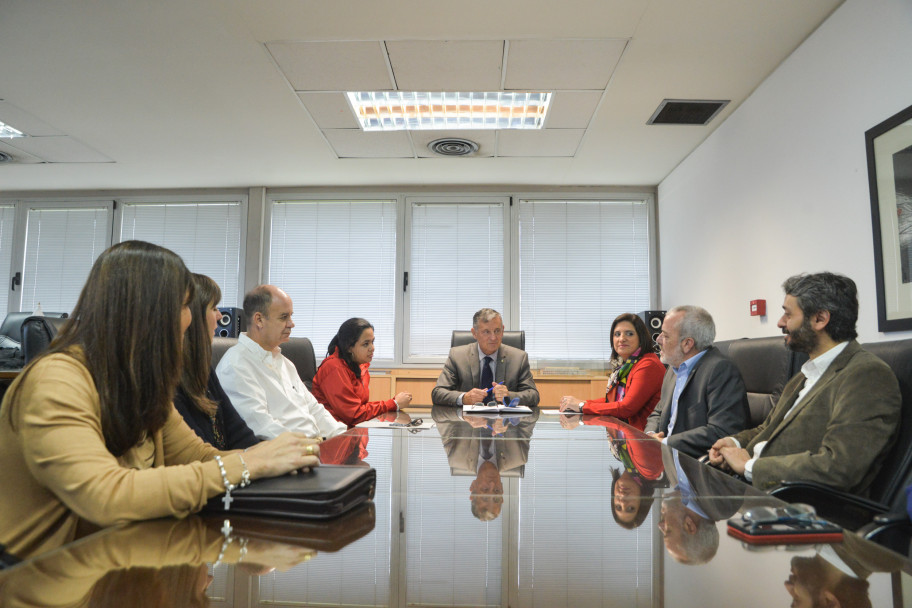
[644, 306, 750, 458]
[431, 308, 539, 407]
[709, 272, 901, 494]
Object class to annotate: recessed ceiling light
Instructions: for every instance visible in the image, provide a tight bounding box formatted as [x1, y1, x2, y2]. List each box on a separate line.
[346, 91, 552, 131]
[0, 121, 25, 138]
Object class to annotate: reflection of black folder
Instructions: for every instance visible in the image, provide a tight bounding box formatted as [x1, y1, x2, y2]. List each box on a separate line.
[203, 465, 376, 520]
[727, 517, 843, 545]
[207, 503, 376, 552]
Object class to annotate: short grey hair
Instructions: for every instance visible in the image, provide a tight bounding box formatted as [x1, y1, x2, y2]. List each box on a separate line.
[668, 305, 715, 351]
[473, 308, 502, 328]
[243, 285, 273, 324]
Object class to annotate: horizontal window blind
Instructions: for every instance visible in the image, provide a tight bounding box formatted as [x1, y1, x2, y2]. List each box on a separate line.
[409, 201, 504, 359]
[269, 200, 397, 361]
[120, 201, 242, 305]
[21, 206, 111, 314]
[0, 205, 15, 320]
[519, 200, 650, 363]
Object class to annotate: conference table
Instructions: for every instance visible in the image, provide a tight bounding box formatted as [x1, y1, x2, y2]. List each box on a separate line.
[2, 407, 911, 607]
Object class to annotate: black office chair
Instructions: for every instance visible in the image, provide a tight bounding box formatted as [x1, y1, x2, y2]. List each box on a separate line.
[451, 330, 525, 351]
[21, 316, 70, 364]
[0, 311, 68, 350]
[770, 339, 912, 531]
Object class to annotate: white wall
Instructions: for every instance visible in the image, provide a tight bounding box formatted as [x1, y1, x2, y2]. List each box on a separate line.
[657, 0, 912, 343]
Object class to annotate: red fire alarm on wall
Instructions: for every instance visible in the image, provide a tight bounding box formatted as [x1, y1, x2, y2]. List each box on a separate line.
[750, 300, 766, 316]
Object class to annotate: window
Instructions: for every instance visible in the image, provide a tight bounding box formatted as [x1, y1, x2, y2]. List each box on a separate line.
[118, 199, 245, 306]
[518, 199, 652, 365]
[17, 202, 113, 314]
[0, 205, 15, 320]
[406, 198, 507, 361]
[268, 199, 397, 361]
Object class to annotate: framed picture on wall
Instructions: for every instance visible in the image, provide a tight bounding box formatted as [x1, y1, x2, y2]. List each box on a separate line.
[867, 102, 912, 332]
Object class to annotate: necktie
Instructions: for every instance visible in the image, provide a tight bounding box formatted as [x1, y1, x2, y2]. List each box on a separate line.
[481, 356, 494, 403]
[481, 435, 494, 461]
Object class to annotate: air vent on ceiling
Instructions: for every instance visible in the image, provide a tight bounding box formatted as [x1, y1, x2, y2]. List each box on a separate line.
[647, 99, 730, 126]
[0, 152, 13, 163]
[428, 138, 479, 157]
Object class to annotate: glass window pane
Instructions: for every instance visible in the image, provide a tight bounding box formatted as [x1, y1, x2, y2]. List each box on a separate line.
[519, 200, 651, 364]
[0, 205, 16, 320]
[21, 206, 111, 314]
[120, 201, 243, 305]
[269, 200, 397, 361]
[409, 202, 504, 358]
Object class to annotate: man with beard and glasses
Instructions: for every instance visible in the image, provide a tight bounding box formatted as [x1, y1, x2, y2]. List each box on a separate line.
[644, 305, 750, 458]
[708, 272, 901, 493]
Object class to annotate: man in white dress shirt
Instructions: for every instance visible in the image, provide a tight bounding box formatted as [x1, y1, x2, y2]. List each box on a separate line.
[216, 285, 346, 439]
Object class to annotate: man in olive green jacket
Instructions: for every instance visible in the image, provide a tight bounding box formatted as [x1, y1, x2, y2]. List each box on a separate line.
[709, 272, 901, 494]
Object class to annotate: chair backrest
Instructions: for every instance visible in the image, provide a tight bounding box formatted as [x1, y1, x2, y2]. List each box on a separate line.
[714, 336, 798, 427]
[210, 336, 318, 390]
[0, 311, 68, 349]
[858, 339, 912, 509]
[451, 330, 525, 351]
[21, 316, 70, 364]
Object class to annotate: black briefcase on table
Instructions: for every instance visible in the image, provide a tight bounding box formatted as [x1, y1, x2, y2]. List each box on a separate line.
[204, 465, 376, 520]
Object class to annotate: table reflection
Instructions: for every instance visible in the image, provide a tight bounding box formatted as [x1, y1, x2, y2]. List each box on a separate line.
[3, 414, 911, 607]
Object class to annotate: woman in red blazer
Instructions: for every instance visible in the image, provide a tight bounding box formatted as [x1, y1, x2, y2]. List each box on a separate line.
[559, 313, 665, 430]
[312, 318, 412, 427]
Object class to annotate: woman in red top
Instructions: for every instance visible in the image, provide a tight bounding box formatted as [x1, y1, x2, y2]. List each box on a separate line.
[558, 313, 665, 430]
[312, 318, 412, 427]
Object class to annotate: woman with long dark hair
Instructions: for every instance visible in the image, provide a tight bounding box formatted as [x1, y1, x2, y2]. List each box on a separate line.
[312, 317, 412, 426]
[174, 273, 259, 450]
[559, 313, 665, 431]
[0, 241, 320, 560]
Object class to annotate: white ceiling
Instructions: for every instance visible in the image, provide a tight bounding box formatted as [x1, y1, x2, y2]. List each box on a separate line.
[0, 0, 844, 191]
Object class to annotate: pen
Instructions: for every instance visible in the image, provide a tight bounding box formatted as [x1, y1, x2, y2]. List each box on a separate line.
[485, 382, 504, 393]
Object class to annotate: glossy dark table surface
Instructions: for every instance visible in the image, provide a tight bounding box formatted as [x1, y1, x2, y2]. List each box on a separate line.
[2, 407, 910, 607]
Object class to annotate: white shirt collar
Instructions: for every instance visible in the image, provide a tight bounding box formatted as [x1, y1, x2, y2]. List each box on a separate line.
[239, 332, 280, 363]
[800, 341, 848, 382]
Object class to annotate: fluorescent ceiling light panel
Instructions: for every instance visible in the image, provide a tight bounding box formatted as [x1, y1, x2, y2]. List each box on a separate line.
[0, 121, 25, 138]
[346, 92, 552, 131]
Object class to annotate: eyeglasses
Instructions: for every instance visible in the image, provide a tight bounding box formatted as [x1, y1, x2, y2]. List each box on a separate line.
[390, 418, 424, 433]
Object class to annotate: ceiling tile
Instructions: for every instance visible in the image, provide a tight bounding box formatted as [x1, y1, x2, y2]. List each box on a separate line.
[267, 41, 393, 91]
[498, 129, 585, 157]
[298, 93, 360, 129]
[386, 40, 504, 91]
[505, 39, 627, 90]
[545, 91, 603, 128]
[0, 140, 43, 164]
[0, 101, 64, 137]
[7, 136, 113, 163]
[411, 131, 496, 158]
[323, 129, 414, 158]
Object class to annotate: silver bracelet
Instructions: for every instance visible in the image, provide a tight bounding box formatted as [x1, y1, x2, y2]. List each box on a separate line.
[214, 519, 233, 568]
[237, 454, 251, 487]
[214, 455, 236, 510]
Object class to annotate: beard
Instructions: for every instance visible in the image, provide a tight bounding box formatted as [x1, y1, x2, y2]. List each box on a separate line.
[783, 316, 818, 354]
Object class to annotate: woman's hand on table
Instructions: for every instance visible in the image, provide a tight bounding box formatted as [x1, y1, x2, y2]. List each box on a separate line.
[242, 432, 321, 478]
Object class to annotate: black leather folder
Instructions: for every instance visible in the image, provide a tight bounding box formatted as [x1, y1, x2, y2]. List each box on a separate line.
[204, 465, 376, 520]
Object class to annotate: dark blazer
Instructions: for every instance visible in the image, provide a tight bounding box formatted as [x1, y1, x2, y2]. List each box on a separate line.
[431, 342, 540, 407]
[173, 369, 260, 451]
[734, 341, 901, 494]
[645, 347, 750, 458]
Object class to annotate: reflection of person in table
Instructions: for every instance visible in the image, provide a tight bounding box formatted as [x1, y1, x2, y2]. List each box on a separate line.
[432, 405, 539, 521]
[658, 449, 745, 564]
[596, 417, 667, 529]
[0, 517, 316, 608]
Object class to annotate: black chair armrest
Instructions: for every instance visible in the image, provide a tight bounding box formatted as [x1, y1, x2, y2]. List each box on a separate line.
[858, 511, 912, 556]
[770, 480, 889, 530]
